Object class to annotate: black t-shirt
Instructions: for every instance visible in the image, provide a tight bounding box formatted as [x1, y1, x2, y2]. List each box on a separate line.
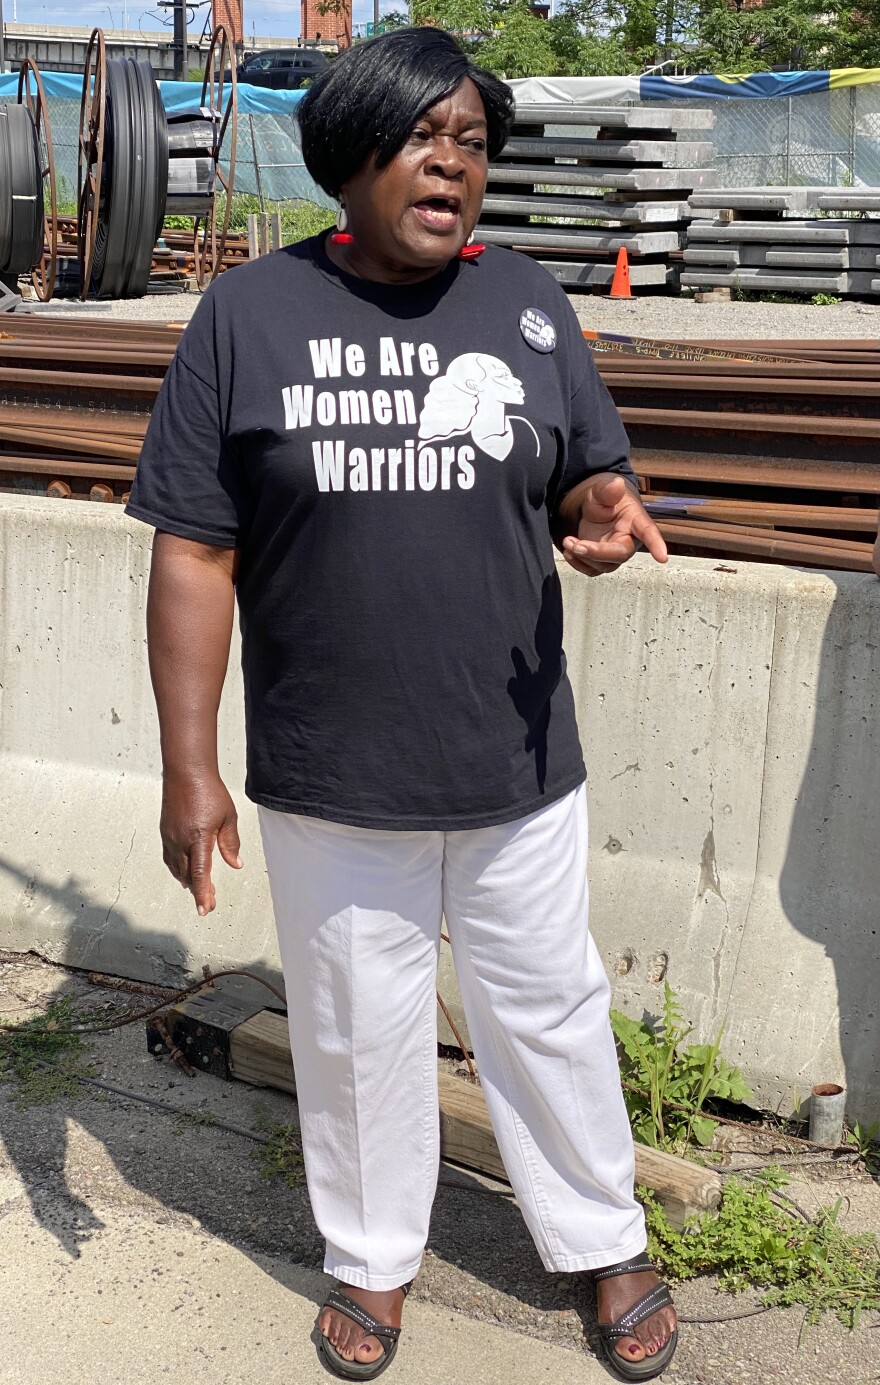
[127, 237, 635, 830]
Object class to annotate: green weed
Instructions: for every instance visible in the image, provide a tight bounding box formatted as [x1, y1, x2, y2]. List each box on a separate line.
[171, 1109, 219, 1135]
[252, 1120, 307, 1187]
[227, 195, 335, 244]
[642, 1170, 880, 1327]
[0, 995, 97, 1109]
[164, 195, 335, 246]
[844, 1121, 880, 1174]
[811, 293, 843, 306]
[611, 983, 752, 1153]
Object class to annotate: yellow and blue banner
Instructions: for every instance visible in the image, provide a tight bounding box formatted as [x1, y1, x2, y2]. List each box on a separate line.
[640, 68, 880, 100]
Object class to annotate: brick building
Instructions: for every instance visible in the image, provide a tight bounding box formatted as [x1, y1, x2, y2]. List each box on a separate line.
[212, 0, 244, 46]
[301, 0, 352, 48]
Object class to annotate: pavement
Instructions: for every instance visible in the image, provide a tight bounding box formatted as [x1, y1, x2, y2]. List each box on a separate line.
[0, 1169, 601, 1385]
[1, 956, 878, 1385]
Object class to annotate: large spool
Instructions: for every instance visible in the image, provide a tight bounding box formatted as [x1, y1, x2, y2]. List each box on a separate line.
[76, 25, 237, 300]
[0, 98, 43, 280]
[78, 30, 169, 299]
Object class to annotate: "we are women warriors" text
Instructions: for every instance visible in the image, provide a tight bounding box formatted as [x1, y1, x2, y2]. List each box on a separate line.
[281, 336, 476, 493]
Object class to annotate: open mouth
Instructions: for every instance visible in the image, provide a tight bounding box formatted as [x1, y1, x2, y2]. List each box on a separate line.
[411, 195, 462, 232]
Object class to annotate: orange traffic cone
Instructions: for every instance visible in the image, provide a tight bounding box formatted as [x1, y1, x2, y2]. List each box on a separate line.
[609, 247, 632, 299]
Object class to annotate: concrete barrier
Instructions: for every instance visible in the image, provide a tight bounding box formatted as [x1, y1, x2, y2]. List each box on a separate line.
[1, 494, 878, 1121]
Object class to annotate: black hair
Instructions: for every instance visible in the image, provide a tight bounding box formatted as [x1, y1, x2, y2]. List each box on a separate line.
[297, 28, 514, 199]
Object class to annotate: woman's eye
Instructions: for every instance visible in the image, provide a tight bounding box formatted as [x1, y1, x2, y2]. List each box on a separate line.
[410, 128, 431, 142]
[463, 139, 486, 152]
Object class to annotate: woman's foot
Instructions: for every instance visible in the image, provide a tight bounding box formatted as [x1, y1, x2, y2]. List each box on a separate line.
[596, 1267, 678, 1365]
[318, 1285, 407, 1365]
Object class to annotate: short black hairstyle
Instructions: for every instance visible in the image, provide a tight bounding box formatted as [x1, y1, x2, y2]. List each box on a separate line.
[297, 27, 514, 200]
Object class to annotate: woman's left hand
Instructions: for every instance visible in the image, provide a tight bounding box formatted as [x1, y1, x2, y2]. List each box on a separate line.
[561, 473, 668, 577]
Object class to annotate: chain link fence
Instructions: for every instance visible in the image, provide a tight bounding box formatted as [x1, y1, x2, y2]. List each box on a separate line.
[0, 92, 333, 212]
[655, 83, 880, 188]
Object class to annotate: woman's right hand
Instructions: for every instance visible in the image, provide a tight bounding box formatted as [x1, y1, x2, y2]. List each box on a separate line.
[160, 769, 243, 916]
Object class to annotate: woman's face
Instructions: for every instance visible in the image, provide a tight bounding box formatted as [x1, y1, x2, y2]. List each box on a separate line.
[337, 78, 490, 282]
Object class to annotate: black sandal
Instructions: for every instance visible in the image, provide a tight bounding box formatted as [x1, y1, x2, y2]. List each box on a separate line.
[317, 1281, 413, 1381]
[592, 1254, 678, 1382]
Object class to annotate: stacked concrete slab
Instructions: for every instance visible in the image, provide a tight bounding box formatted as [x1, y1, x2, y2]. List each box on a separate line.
[479, 104, 717, 290]
[683, 187, 880, 296]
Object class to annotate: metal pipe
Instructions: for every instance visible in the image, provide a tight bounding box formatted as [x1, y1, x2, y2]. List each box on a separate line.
[173, 0, 186, 82]
[809, 1083, 846, 1148]
[249, 113, 266, 212]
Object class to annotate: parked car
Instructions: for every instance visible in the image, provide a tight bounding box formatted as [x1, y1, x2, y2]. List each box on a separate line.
[236, 48, 329, 90]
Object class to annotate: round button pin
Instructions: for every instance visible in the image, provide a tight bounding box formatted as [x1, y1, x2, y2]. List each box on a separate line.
[519, 308, 556, 353]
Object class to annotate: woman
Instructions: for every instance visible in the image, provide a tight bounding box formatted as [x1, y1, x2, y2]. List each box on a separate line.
[127, 28, 678, 1382]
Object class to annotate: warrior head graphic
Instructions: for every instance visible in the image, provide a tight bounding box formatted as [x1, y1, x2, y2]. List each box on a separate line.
[418, 353, 526, 461]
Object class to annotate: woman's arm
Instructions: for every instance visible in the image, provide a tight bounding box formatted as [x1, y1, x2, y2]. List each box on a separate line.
[147, 532, 243, 915]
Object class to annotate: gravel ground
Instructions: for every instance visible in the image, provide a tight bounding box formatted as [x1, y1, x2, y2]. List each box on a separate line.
[570, 295, 880, 342]
[28, 283, 880, 341]
[2, 956, 878, 1385]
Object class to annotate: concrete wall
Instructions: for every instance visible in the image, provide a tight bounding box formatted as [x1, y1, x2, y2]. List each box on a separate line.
[1, 495, 878, 1121]
[3, 23, 335, 78]
[3, 25, 204, 81]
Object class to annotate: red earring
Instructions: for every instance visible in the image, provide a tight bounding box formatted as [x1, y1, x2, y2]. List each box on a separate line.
[458, 237, 485, 260]
[331, 203, 353, 245]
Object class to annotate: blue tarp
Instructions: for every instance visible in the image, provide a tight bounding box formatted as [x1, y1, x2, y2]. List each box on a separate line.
[0, 68, 306, 116]
[4, 65, 880, 107]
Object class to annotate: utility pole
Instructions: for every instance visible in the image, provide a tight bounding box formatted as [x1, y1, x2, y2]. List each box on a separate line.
[374, 0, 379, 34]
[172, 0, 186, 81]
[0, 1, 6, 75]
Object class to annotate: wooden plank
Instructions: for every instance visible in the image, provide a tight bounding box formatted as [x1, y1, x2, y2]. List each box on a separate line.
[145, 992, 267, 1082]
[185, 1006, 720, 1230]
[228, 1009, 296, 1095]
[438, 1073, 721, 1232]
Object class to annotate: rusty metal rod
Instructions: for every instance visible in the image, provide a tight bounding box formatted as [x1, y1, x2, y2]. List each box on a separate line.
[658, 519, 876, 572]
[633, 451, 880, 494]
[620, 407, 880, 438]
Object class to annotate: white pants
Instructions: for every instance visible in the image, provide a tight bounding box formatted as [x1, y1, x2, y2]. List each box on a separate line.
[259, 785, 646, 1291]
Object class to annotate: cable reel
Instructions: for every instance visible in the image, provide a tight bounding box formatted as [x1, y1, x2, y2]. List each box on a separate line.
[78, 29, 170, 299]
[0, 66, 46, 283]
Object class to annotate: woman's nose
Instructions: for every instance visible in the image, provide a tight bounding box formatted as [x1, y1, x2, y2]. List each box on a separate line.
[426, 137, 466, 178]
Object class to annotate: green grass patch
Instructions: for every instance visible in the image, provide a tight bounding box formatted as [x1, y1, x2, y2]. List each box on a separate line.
[643, 1169, 880, 1327]
[252, 1119, 307, 1187]
[612, 983, 752, 1154]
[171, 1108, 219, 1135]
[163, 196, 335, 247]
[0, 994, 97, 1109]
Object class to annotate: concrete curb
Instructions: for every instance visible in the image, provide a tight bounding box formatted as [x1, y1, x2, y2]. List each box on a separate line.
[1, 495, 878, 1120]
